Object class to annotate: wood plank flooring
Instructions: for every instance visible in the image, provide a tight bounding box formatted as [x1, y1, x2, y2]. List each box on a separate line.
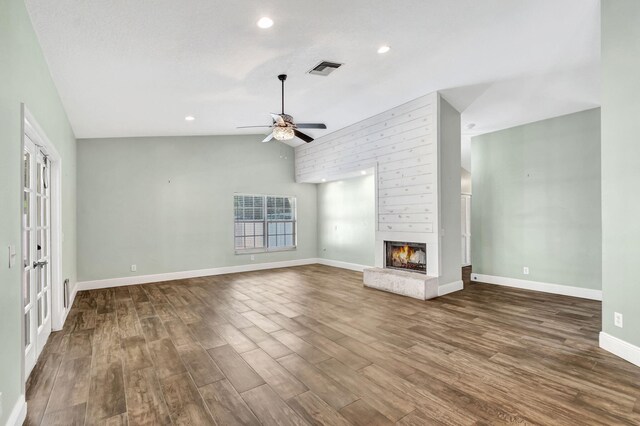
[25, 265, 640, 425]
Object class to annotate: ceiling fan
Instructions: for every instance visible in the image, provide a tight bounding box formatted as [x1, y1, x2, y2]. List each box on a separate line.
[238, 74, 326, 143]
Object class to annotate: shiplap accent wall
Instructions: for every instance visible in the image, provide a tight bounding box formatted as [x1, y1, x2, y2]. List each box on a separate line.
[295, 92, 438, 237]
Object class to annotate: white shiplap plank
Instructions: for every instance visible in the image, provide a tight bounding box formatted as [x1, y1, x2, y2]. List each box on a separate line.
[379, 223, 434, 233]
[379, 213, 434, 223]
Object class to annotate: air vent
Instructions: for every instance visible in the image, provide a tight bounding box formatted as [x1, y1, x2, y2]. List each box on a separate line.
[308, 61, 343, 76]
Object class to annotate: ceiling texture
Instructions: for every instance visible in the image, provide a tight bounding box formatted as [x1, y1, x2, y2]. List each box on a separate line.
[25, 0, 600, 149]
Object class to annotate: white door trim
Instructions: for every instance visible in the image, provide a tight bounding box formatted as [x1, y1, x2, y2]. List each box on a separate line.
[21, 105, 64, 382]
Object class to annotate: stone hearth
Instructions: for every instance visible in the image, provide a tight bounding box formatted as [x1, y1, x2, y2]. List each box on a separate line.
[363, 267, 438, 300]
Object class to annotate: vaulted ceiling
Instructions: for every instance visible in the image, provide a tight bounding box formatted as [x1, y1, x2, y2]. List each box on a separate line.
[26, 0, 600, 146]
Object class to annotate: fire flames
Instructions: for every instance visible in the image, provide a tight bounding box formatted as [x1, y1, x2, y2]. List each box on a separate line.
[390, 245, 426, 268]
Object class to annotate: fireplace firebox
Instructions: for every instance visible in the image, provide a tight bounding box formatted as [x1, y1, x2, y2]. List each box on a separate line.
[384, 241, 427, 273]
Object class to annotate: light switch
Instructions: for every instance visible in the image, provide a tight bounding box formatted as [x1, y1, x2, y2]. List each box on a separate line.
[8, 245, 16, 269]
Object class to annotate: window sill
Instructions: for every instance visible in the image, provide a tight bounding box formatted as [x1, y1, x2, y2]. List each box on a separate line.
[235, 247, 297, 255]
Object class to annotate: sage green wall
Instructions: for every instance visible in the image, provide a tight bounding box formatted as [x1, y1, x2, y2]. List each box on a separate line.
[317, 175, 375, 266]
[471, 108, 601, 290]
[601, 0, 640, 347]
[77, 136, 317, 281]
[0, 0, 77, 421]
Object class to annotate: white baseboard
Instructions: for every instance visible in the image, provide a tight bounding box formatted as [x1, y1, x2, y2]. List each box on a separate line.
[599, 332, 640, 367]
[471, 273, 602, 301]
[77, 259, 321, 291]
[315, 258, 370, 272]
[438, 280, 463, 296]
[6, 394, 27, 426]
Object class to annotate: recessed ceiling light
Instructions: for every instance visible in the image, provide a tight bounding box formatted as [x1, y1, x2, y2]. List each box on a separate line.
[185, 116, 195, 121]
[361, 170, 367, 175]
[321, 178, 326, 182]
[257, 17, 274, 29]
[377, 45, 391, 54]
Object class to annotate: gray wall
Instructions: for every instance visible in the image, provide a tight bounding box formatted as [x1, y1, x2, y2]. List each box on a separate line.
[439, 96, 462, 287]
[471, 108, 601, 290]
[77, 136, 317, 281]
[317, 175, 376, 266]
[601, 0, 640, 347]
[0, 0, 77, 421]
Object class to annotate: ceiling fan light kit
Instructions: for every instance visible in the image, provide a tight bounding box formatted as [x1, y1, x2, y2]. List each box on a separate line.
[273, 126, 295, 141]
[238, 74, 327, 144]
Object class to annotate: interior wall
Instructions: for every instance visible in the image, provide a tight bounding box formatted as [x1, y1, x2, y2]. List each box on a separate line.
[317, 175, 376, 267]
[77, 136, 317, 282]
[461, 168, 472, 194]
[601, 0, 640, 347]
[0, 0, 77, 422]
[471, 108, 601, 290]
[438, 95, 462, 288]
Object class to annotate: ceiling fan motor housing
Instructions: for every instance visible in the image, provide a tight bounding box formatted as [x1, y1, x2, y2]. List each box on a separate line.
[278, 114, 294, 125]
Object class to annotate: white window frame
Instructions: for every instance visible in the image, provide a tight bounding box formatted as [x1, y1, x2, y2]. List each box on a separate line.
[234, 193, 297, 254]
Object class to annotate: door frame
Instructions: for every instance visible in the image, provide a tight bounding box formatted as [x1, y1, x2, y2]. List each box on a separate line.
[21, 105, 65, 380]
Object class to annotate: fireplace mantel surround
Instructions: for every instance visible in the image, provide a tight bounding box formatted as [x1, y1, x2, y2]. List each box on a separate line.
[295, 91, 463, 300]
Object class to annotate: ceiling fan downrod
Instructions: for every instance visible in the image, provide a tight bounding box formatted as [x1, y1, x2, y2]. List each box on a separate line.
[278, 74, 287, 115]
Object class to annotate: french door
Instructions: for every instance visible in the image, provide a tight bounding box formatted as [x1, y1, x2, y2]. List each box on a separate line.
[23, 134, 52, 377]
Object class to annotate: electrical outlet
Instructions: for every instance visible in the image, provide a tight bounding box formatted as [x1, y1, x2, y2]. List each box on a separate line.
[130, 264, 137, 272]
[523, 267, 529, 275]
[614, 312, 623, 328]
[250, 255, 255, 261]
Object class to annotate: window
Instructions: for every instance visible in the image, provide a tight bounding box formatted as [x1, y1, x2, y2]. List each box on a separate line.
[234, 194, 296, 252]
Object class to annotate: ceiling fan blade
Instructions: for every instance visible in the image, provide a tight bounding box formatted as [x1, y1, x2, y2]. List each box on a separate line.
[295, 123, 327, 129]
[270, 113, 285, 126]
[294, 129, 314, 143]
[237, 125, 273, 128]
[262, 133, 274, 143]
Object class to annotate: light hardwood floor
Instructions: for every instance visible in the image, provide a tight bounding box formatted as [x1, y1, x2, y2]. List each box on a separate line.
[25, 265, 640, 425]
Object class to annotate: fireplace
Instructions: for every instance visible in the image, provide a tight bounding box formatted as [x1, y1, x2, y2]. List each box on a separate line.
[384, 241, 427, 273]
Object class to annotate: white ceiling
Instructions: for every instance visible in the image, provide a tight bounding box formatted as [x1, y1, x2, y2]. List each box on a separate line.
[25, 0, 600, 145]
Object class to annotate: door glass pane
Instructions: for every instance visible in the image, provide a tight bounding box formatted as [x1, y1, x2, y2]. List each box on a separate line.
[37, 195, 42, 226]
[42, 230, 48, 257]
[24, 152, 30, 188]
[23, 191, 30, 227]
[23, 230, 30, 268]
[37, 163, 42, 194]
[44, 291, 48, 319]
[24, 270, 30, 307]
[25, 313, 30, 346]
[37, 267, 42, 293]
[42, 264, 48, 290]
[37, 228, 42, 257]
[37, 297, 43, 327]
[43, 198, 49, 227]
